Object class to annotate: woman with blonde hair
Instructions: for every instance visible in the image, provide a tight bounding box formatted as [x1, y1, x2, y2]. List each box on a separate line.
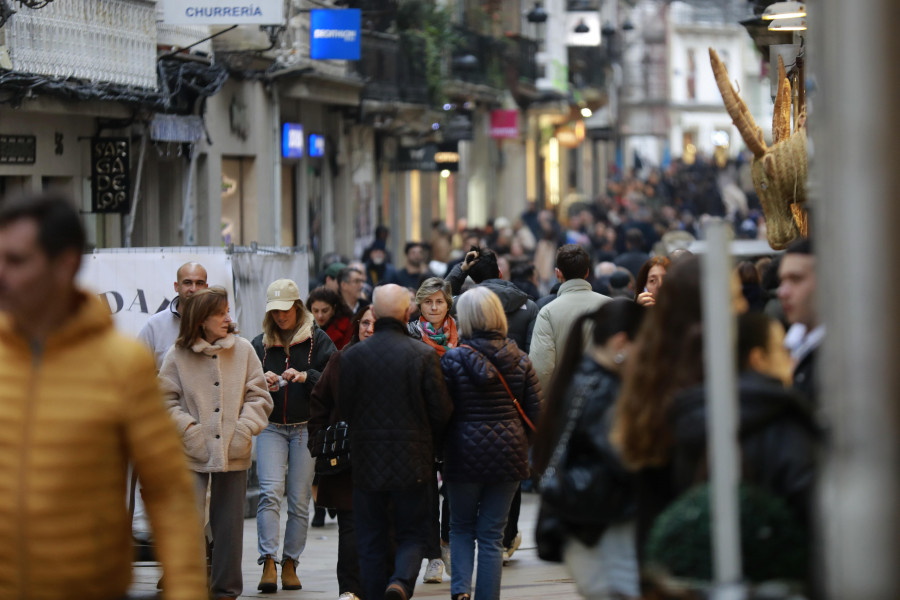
[441, 286, 542, 600]
[160, 286, 273, 600]
[251, 279, 337, 592]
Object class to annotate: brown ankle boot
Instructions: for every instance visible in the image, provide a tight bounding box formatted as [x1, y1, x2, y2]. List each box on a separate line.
[257, 556, 277, 593]
[281, 558, 302, 590]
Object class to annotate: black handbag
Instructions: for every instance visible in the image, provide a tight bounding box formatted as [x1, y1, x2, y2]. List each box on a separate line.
[312, 421, 351, 475]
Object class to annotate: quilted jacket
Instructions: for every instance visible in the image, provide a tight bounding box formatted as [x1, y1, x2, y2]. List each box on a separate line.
[440, 331, 543, 483]
[339, 318, 453, 491]
[0, 292, 207, 600]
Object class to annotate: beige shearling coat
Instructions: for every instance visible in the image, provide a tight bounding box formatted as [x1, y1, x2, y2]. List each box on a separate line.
[160, 333, 272, 472]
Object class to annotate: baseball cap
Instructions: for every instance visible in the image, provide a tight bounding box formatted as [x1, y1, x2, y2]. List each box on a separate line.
[266, 279, 300, 312]
[322, 262, 347, 280]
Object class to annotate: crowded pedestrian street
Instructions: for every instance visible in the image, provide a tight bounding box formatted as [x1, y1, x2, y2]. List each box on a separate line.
[1, 0, 899, 599]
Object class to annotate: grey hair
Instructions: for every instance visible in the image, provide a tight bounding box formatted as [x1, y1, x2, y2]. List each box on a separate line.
[415, 277, 453, 312]
[456, 286, 508, 338]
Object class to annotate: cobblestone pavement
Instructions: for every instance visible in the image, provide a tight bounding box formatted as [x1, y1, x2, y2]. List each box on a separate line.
[128, 490, 578, 599]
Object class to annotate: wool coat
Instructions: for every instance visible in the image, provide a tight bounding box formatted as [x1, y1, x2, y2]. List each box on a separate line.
[308, 349, 353, 511]
[0, 292, 207, 600]
[339, 318, 453, 491]
[160, 333, 273, 473]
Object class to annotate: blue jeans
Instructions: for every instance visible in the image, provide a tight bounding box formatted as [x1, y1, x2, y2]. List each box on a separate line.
[256, 423, 316, 564]
[353, 482, 431, 600]
[447, 480, 519, 600]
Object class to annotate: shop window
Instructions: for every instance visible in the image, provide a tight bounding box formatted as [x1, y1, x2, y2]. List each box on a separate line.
[280, 165, 295, 247]
[221, 157, 256, 246]
[687, 48, 697, 100]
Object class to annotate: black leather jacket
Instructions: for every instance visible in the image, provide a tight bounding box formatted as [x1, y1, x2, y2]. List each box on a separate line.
[536, 356, 635, 558]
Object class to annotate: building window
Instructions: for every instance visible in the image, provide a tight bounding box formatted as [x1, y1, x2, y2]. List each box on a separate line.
[687, 48, 696, 100]
[221, 157, 256, 246]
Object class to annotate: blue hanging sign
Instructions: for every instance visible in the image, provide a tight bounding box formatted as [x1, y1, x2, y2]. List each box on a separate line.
[309, 9, 361, 60]
[282, 123, 304, 159]
[309, 134, 325, 158]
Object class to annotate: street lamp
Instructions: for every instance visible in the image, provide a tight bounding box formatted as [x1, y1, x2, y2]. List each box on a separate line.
[526, 2, 548, 24]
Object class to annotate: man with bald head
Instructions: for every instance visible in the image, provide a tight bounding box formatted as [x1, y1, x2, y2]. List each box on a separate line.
[338, 284, 453, 600]
[138, 261, 208, 369]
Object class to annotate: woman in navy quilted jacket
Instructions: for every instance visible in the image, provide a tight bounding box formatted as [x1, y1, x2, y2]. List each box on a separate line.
[441, 286, 543, 600]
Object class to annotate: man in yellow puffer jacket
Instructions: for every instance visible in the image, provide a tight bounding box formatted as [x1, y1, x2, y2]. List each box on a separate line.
[0, 193, 207, 600]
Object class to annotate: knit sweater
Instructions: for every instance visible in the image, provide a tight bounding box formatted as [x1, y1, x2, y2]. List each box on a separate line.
[160, 333, 273, 472]
[137, 296, 184, 370]
[0, 292, 207, 600]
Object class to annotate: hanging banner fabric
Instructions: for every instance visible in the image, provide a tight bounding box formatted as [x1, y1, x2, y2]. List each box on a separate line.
[158, 0, 285, 26]
[230, 250, 309, 341]
[78, 249, 235, 339]
[78, 247, 308, 342]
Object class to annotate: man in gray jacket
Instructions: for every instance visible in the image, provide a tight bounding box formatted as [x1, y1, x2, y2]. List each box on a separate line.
[138, 262, 208, 369]
[529, 244, 610, 389]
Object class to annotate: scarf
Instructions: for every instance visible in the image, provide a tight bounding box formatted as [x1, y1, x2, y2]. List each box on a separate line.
[418, 316, 458, 357]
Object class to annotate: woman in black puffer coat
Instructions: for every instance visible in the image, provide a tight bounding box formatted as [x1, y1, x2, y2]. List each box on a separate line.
[441, 287, 542, 600]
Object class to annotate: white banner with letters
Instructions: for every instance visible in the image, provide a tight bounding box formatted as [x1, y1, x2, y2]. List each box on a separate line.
[77, 249, 235, 339]
[158, 0, 285, 26]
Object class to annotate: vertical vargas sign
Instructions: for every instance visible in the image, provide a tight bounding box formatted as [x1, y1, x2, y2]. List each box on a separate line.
[158, 0, 285, 26]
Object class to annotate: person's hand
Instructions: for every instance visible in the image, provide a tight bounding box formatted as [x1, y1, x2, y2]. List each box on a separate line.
[283, 368, 307, 383]
[264, 370, 280, 391]
[461, 250, 479, 273]
[637, 291, 656, 307]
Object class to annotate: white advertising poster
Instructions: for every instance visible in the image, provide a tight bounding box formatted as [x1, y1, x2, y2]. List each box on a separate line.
[77, 249, 234, 339]
[158, 0, 285, 26]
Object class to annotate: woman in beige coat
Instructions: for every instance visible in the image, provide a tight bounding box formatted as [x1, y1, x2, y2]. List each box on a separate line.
[160, 286, 273, 600]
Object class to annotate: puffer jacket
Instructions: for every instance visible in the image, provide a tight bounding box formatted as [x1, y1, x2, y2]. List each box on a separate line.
[440, 331, 542, 482]
[446, 264, 539, 352]
[251, 317, 336, 424]
[160, 333, 273, 472]
[0, 292, 207, 600]
[670, 370, 820, 526]
[339, 318, 453, 491]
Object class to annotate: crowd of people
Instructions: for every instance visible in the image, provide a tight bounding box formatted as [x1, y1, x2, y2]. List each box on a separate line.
[0, 186, 823, 600]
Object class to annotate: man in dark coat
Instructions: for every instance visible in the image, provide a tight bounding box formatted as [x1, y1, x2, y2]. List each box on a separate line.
[613, 228, 651, 279]
[445, 247, 538, 352]
[777, 239, 821, 407]
[339, 284, 453, 600]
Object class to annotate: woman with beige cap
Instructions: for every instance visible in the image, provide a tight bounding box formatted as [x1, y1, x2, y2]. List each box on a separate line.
[251, 278, 337, 592]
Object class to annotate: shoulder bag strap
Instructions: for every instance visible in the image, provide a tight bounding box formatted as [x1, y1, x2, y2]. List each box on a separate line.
[460, 343, 536, 432]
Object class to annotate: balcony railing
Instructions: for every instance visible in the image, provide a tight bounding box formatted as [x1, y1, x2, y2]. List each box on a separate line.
[568, 46, 607, 90]
[351, 31, 429, 105]
[1, 0, 157, 89]
[449, 26, 505, 88]
[510, 35, 538, 85]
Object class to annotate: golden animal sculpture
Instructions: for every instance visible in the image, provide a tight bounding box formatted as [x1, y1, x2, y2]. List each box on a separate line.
[709, 48, 808, 249]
